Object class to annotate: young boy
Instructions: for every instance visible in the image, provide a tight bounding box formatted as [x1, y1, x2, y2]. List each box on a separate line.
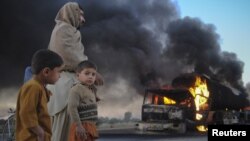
[68, 60, 99, 141]
[15, 49, 63, 141]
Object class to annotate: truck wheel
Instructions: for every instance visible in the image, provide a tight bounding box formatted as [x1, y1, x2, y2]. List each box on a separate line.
[177, 123, 186, 134]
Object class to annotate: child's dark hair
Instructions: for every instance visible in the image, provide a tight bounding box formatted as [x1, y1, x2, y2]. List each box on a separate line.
[76, 60, 97, 73]
[31, 49, 63, 74]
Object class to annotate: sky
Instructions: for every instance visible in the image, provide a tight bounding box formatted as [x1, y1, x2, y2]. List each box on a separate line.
[176, 0, 250, 84]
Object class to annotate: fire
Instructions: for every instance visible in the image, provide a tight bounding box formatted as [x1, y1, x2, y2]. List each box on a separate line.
[188, 76, 210, 131]
[153, 96, 176, 105]
[196, 125, 208, 132]
[163, 97, 176, 104]
[162, 85, 176, 104]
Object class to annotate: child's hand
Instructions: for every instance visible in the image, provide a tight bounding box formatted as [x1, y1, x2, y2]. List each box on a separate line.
[76, 124, 87, 140]
[37, 135, 44, 141]
[30, 125, 44, 141]
[96, 96, 101, 102]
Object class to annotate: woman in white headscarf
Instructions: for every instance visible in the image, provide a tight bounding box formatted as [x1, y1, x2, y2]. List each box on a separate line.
[47, 2, 102, 141]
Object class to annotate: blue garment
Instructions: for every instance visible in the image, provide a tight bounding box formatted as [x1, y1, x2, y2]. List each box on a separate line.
[23, 66, 33, 83]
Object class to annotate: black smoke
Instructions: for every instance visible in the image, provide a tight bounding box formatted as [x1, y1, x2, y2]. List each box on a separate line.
[81, 0, 179, 90]
[0, 0, 179, 90]
[165, 17, 246, 94]
[0, 0, 63, 88]
[0, 0, 248, 100]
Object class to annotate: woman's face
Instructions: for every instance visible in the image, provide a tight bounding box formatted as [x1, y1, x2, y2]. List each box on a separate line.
[79, 9, 85, 27]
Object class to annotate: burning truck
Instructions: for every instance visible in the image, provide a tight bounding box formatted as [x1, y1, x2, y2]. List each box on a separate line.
[137, 73, 250, 133]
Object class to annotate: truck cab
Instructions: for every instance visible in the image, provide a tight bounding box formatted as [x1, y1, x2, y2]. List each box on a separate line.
[138, 88, 195, 133]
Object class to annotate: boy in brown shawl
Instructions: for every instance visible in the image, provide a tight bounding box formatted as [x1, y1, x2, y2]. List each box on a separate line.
[15, 49, 63, 141]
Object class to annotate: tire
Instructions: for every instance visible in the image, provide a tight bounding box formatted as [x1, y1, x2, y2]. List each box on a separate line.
[2, 114, 15, 141]
[176, 123, 186, 134]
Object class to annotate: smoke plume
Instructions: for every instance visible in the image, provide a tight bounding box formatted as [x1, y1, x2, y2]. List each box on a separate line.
[0, 0, 249, 117]
[165, 17, 246, 93]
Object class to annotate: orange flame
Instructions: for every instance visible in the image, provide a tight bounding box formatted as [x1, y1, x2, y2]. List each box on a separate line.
[188, 76, 210, 131]
[153, 95, 176, 105]
[196, 125, 208, 132]
[163, 97, 176, 104]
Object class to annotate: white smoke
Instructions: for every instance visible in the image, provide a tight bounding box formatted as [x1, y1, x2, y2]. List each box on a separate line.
[98, 77, 143, 119]
[0, 87, 18, 117]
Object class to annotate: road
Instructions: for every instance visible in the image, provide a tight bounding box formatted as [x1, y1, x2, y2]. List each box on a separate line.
[0, 133, 207, 141]
[1, 127, 207, 141]
[97, 134, 207, 141]
[96, 125, 207, 141]
[0, 134, 207, 141]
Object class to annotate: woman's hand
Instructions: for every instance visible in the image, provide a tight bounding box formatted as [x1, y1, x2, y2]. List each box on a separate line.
[95, 72, 104, 86]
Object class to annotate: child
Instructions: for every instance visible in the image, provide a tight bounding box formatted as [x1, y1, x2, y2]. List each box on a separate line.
[68, 60, 99, 141]
[15, 49, 63, 141]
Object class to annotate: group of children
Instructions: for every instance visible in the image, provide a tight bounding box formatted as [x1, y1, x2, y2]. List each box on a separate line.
[15, 50, 100, 141]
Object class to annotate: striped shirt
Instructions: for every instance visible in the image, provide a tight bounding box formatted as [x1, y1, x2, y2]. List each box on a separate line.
[68, 83, 98, 125]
